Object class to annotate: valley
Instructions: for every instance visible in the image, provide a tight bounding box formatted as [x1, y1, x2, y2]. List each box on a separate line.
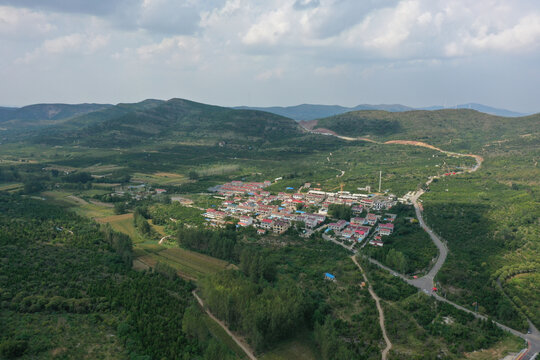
[1, 99, 538, 360]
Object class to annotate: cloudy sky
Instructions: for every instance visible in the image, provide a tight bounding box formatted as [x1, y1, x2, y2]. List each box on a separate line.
[1, 0, 539, 112]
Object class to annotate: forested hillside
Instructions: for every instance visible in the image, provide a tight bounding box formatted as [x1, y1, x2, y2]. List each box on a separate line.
[33, 98, 301, 147]
[422, 133, 540, 329]
[0, 103, 112, 129]
[314, 109, 540, 151]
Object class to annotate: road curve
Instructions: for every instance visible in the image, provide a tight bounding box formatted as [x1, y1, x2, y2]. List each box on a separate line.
[351, 256, 392, 360]
[309, 130, 540, 357]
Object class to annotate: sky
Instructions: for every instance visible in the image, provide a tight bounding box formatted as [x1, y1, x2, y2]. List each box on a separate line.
[1, 0, 539, 113]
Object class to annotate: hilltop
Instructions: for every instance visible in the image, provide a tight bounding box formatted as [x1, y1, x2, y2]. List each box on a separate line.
[0, 103, 112, 128]
[34, 98, 302, 147]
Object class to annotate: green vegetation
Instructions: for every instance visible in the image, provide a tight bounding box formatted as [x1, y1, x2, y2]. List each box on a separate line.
[364, 205, 438, 275]
[33, 98, 302, 148]
[1, 99, 538, 358]
[0, 193, 233, 359]
[315, 109, 540, 152]
[134, 245, 232, 280]
[361, 259, 523, 359]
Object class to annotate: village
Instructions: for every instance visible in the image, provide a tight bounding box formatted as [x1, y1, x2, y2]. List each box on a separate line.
[202, 180, 403, 248]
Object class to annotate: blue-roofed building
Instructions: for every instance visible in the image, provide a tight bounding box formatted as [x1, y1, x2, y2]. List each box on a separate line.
[324, 273, 336, 281]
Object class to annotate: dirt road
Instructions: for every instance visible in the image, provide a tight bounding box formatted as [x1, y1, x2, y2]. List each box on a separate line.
[351, 256, 392, 360]
[192, 291, 257, 360]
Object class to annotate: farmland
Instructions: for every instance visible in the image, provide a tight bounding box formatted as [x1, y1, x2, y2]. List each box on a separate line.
[134, 245, 233, 281]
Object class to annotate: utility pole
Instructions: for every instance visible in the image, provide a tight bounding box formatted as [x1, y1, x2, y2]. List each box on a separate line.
[378, 171, 382, 193]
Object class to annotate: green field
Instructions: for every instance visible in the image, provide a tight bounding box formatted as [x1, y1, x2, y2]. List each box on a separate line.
[134, 245, 233, 280]
[464, 336, 524, 360]
[0, 182, 22, 192]
[259, 331, 321, 360]
[96, 213, 148, 244]
[41, 191, 116, 218]
[132, 171, 187, 186]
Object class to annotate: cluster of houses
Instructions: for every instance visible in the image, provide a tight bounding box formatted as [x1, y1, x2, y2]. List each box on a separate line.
[327, 212, 397, 246]
[110, 183, 167, 201]
[203, 181, 399, 244]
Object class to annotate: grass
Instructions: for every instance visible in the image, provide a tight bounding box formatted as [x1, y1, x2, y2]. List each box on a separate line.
[82, 163, 124, 174]
[132, 172, 186, 186]
[259, 331, 321, 360]
[0, 182, 23, 192]
[41, 190, 115, 218]
[134, 246, 232, 281]
[464, 335, 525, 360]
[201, 313, 249, 359]
[96, 213, 147, 244]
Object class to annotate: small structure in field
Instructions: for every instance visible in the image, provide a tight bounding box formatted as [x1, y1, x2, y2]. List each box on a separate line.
[324, 273, 336, 281]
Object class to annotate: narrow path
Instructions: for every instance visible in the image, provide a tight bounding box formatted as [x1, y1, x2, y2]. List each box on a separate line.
[351, 255, 392, 360]
[192, 290, 257, 360]
[158, 234, 172, 244]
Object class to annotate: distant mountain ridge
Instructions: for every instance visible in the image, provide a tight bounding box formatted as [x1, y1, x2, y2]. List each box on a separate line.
[235, 103, 527, 120]
[0, 103, 113, 128]
[234, 104, 412, 121]
[417, 103, 526, 117]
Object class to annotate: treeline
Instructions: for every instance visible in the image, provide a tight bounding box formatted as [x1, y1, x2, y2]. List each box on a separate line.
[200, 271, 307, 351]
[328, 204, 352, 220]
[177, 224, 240, 262]
[133, 207, 152, 237]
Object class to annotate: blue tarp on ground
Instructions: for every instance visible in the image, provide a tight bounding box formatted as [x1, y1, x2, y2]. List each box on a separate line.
[286, 187, 294, 190]
[325, 273, 335, 280]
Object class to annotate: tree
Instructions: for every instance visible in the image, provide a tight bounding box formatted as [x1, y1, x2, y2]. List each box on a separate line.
[114, 202, 127, 215]
[328, 204, 352, 220]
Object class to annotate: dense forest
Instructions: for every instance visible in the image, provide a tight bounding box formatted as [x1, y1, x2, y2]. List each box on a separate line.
[0, 194, 233, 359]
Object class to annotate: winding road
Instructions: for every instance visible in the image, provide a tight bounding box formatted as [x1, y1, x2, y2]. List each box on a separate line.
[307, 127, 539, 359]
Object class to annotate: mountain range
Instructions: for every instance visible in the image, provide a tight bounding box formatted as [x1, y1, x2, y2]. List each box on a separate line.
[236, 102, 527, 120]
[0, 101, 528, 128]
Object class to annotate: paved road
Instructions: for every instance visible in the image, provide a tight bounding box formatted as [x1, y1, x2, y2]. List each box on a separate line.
[406, 189, 448, 292]
[309, 130, 538, 357]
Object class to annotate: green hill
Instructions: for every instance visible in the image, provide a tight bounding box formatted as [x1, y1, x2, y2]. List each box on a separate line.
[0, 103, 112, 129]
[314, 109, 540, 151]
[34, 98, 301, 147]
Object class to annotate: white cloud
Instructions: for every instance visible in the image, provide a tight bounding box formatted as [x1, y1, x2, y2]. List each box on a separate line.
[256, 68, 284, 80]
[135, 35, 202, 67]
[456, 14, 540, 54]
[242, 8, 292, 45]
[0, 6, 54, 37]
[314, 64, 347, 75]
[16, 33, 110, 63]
[1, 1, 540, 112]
